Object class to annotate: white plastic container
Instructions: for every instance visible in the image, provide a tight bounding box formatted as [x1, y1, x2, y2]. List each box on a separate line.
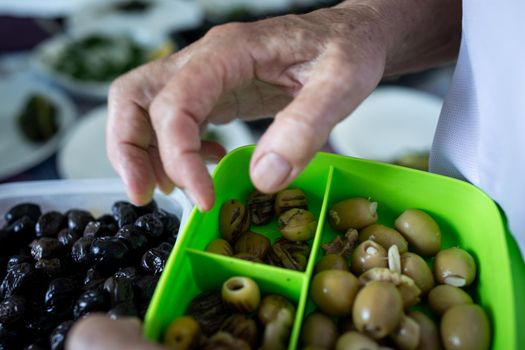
[0, 179, 193, 231]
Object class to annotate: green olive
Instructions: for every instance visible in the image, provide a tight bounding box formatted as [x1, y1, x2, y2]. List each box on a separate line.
[221, 276, 260, 313]
[314, 254, 349, 274]
[247, 190, 275, 225]
[258, 294, 295, 325]
[394, 209, 441, 256]
[219, 314, 258, 348]
[278, 208, 317, 241]
[401, 252, 434, 295]
[408, 311, 442, 350]
[206, 239, 233, 256]
[427, 285, 473, 316]
[352, 281, 403, 339]
[336, 331, 379, 350]
[233, 252, 264, 263]
[351, 240, 388, 275]
[234, 231, 271, 260]
[328, 198, 378, 231]
[275, 188, 308, 216]
[163, 316, 201, 350]
[440, 304, 491, 350]
[311, 270, 359, 317]
[219, 199, 250, 243]
[433, 248, 476, 287]
[300, 312, 339, 348]
[389, 314, 420, 350]
[359, 224, 409, 253]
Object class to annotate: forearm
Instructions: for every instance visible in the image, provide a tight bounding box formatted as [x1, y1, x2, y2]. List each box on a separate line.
[336, 0, 462, 76]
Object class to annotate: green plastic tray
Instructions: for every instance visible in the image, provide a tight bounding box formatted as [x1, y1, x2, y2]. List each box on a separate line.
[145, 145, 519, 349]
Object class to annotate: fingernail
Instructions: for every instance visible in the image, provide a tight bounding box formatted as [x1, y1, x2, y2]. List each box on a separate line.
[252, 152, 291, 191]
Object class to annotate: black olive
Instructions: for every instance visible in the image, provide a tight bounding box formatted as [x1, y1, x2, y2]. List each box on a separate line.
[31, 237, 63, 260]
[66, 209, 94, 233]
[153, 209, 180, 237]
[73, 289, 109, 319]
[49, 320, 74, 350]
[133, 275, 159, 303]
[36, 211, 65, 238]
[0, 296, 26, 325]
[83, 267, 104, 290]
[24, 343, 47, 350]
[133, 200, 158, 216]
[116, 225, 149, 253]
[91, 237, 129, 269]
[45, 278, 78, 317]
[111, 201, 138, 228]
[83, 221, 111, 238]
[140, 242, 172, 275]
[71, 237, 94, 265]
[57, 228, 81, 247]
[5, 203, 41, 225]
[0, 262, 36, 298]
[25, 308, 57, 337]
[6, 216, 36, 248]
[35, 258, 62, 277]
[103, 277, 135, 306]
[135, 213, 164, 239]
[108, 301, 138, 320]
[114, 266, 139, 280]
[6, 255, 32, 270]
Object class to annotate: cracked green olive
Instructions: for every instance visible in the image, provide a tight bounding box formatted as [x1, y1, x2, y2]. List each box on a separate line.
[359, 224, 408, 254]
[401, 252, 435, 295]
[336, 331, 379, 350]
[219, 200, 250, 243]
[278, 208, 317, 241]
[206, 239, 233, 256]
[427, 284, 473, 316]
[328, 198, 378, 231]
[351, 240, 388, 275]
[395, 209, 441, 256]
[434, 248, 476, 287]
[314, 254, 349, 274]
[352, 281, 403, 339]
[441, 304, 490, 350]
[389, 314, 420, 350]
[221, 276, 260, 313]
[163, 316, 201, 350]
[258, 294, 295, 325]
[300, 312, 339, 349]
[275, 188, 308, 216]
[311, 270, 359, 317]
[234, 231, 270, 260]
[247, 190, 275, 225]
[409, 311, 442, 350]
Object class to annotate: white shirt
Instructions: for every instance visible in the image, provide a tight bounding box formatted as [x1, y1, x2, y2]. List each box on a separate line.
[430, 0, 525, 256]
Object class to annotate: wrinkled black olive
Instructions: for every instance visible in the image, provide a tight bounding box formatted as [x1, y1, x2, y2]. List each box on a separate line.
[135, 213, 164, 239]
[0, 296, 26, 325]
[83, 267, 104, 290]
[31, 237, 63, 260]
[103, 277, 134, 306]
[91, 237, 129, 269]
[71, 237, 94, 265]
[45, 278, 78, 317]
[57, 228, 81, 247]
[114, 266, 138, 280]
[5, 203, 41, 224]
[97, 214, 116, 225]
[73, 289, 109, 319]
[35, 211, 65, 238]
[6, 255, 31, 270]
[116, 225, 149, 252]
[133, 275, 159, 303]
[0, 262, 36, 298]
[111, 201, 138, 228]
[140, 242, 172, 275]
[35, 258, 62, 277]
[66, 209, 94, 233]
[108, 301, 138, 320]
[134, 200, 158, 216]
[153, 209, 180, 237]
[50, 320, 74, 350]
[6, 216, 36, 247]
[83, 221, 111, 238]
[25, 309, 57, 336]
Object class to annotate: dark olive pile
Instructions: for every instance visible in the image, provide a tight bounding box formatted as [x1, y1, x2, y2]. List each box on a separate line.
[206, 188, 317, 271]
[163, 276, 295, 350]
[301, 197, 491, 350]
[0, 200, 180, 350]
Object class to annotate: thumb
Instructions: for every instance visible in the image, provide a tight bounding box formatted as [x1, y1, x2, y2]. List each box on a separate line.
[250, 53, 382, 193]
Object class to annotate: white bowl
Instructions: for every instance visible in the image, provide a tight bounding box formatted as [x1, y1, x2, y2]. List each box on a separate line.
[329, 86, 442, 162]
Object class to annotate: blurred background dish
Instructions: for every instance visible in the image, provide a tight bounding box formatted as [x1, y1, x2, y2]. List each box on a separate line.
[0, 0, 97, 17]
[0, 76, 76, 180]
[32, 30, 174, 100]
[57, 106, 255, 179]
[329, 86, 442, 170]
